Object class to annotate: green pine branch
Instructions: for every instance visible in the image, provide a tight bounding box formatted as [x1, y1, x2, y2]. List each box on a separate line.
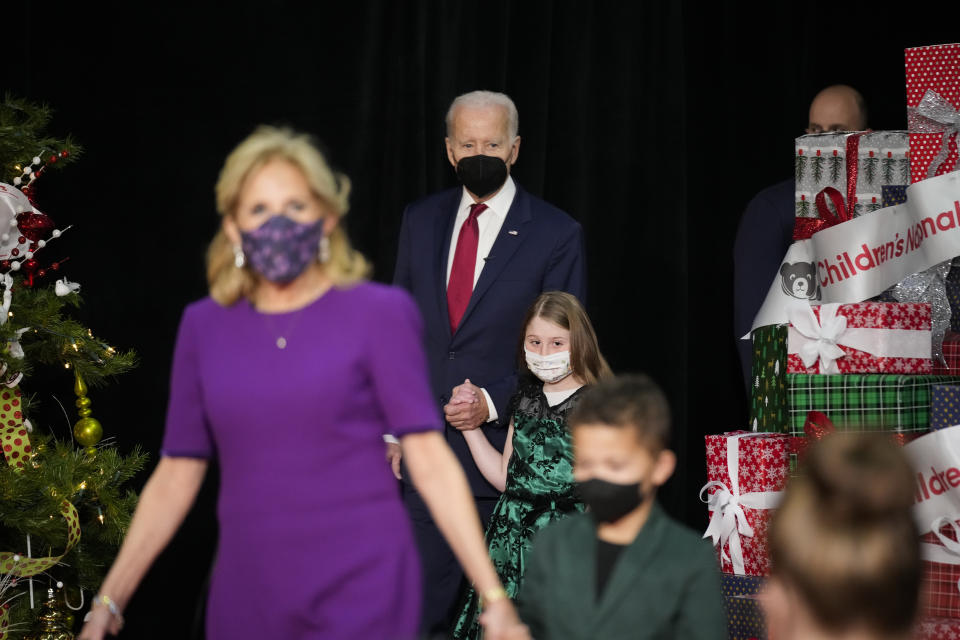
[3, 279, 137, 387]
[0, 438, 148, 591]
[0, 94, 81, 183]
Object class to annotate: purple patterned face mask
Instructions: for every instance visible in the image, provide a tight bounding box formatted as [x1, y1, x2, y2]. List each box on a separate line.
[240, 215, 325, 284]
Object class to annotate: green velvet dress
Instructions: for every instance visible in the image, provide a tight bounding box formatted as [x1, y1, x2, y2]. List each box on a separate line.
[452, 380, 585, 639]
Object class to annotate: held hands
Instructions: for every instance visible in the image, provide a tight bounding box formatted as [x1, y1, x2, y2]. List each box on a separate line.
[479, 599, 531, 640]
[385, 442, 402, 480]
[443, 379, 490, 431]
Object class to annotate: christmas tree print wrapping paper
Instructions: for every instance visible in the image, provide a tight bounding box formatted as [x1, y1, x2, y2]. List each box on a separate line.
[749, 325, 788, 433]
[703, 432, 789, 576]
[785, 374, 960, 435]
[786, 302, 932, 375]
[794, 131, 909, 221]
[906, 43, 960, 182]
[720, 573, 767, 640]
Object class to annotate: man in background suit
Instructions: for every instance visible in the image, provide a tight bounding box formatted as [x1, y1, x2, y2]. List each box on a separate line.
[392, 90, 586, 635]
[733, 84, 868, 392]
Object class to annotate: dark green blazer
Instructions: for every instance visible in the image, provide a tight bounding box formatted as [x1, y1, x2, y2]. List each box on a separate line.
[517, 502, 727, 640]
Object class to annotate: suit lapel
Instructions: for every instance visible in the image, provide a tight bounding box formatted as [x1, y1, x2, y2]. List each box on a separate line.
[454, 187, 534, 334]
[436, 190, 460, 340]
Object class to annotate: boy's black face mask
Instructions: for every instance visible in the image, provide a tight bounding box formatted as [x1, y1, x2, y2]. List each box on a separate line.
[576, 478, 644, 523]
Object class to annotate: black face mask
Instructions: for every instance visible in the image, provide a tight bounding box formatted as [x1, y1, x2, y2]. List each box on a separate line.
[576, 478, 644, 523]
[456, 155, 508, 199]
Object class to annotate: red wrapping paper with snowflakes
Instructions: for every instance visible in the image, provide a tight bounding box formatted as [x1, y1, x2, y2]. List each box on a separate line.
[916, 616, 960, 639]
[906, 43, 960, 182]
[701, 432, 789, 576]
[786, 302, 932, 374]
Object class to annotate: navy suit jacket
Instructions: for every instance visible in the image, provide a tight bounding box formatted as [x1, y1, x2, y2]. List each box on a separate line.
[733, 178, 795, 393]
[394, 184, 586, 498]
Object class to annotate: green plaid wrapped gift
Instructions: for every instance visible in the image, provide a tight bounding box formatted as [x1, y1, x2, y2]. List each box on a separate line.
[749, 325, 788, 433]
[787, 374, 960, 435]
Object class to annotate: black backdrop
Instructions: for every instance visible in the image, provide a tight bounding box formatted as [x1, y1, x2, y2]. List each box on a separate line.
[6, 2, 958, 637]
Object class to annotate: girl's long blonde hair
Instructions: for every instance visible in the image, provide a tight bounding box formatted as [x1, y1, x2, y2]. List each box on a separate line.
[518, 291, 612, 384]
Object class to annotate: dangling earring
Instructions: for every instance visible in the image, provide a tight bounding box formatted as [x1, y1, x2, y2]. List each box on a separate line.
[233, 245, 245, 269]
[318, 236, 331, 264]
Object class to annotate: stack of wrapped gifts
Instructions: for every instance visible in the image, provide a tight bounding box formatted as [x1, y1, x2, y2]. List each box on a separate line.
[718, 41, 960, 640]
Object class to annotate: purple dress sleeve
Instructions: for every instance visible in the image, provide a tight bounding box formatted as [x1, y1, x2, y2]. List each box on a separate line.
[365, 287, 442, 437]
[161, 303, 215, 459]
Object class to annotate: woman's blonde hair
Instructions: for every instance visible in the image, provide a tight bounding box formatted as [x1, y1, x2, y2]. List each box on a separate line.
[769, 432, 921, 635]
[517, 291, 613, 385]
[207, 125, 370, 305]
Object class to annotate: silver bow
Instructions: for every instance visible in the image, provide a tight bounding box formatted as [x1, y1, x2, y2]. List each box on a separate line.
[908, 89, 960, 180]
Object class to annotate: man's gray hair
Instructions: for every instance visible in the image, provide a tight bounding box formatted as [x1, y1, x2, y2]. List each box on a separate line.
[445, 90, 519, 141]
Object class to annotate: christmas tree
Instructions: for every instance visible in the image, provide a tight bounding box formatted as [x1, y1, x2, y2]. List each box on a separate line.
[0, 94, 145, 639]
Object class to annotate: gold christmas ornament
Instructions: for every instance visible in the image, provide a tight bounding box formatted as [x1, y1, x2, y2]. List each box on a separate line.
[71, 372, 102, 455]
[72, 417, 102, 448]
[24, 588, 74, 640]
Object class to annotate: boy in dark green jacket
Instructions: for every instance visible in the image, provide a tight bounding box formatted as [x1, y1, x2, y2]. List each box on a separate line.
[517, 374, 726, 640]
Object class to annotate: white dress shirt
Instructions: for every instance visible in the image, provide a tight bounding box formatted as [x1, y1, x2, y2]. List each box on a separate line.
[445, 175, 516, 287]
[445, 176, 517, 424]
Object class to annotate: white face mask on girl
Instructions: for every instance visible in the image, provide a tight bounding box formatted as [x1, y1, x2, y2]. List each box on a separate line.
[524, 349, 573, 384]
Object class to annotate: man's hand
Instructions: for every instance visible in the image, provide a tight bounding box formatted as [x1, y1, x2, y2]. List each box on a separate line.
[479, 599, 531, 640]
[385, 442, 402, 480]
[443, 379, 489, 431]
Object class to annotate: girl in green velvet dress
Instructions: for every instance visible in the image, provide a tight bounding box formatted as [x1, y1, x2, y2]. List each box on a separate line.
[451, 291, 612, 639]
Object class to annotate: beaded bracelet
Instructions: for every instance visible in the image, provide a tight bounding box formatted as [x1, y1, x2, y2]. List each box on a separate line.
[90, 594, 124, 629]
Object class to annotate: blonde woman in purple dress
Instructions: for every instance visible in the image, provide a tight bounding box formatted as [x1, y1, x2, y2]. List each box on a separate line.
[79, 126, 528, 640]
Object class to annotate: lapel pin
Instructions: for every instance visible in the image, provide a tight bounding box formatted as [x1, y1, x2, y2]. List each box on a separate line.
[508, 230, 518, 235]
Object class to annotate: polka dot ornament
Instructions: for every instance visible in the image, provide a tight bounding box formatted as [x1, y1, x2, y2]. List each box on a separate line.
[0, 500, 79, 578]
[0, 388, 30, 470]
[0, 385, 82, 600]
[905, 43, 960, 182]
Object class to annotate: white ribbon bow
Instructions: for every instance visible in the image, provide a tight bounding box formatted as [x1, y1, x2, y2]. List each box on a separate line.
[787, 302, 848, 373]
[700, 432, 784, 575]
[786, 301, 930, 374]
[908, 89, 960, 179]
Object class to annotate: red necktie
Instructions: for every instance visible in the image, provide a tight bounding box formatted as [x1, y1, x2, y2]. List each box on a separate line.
[447, 202, 487, 333]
